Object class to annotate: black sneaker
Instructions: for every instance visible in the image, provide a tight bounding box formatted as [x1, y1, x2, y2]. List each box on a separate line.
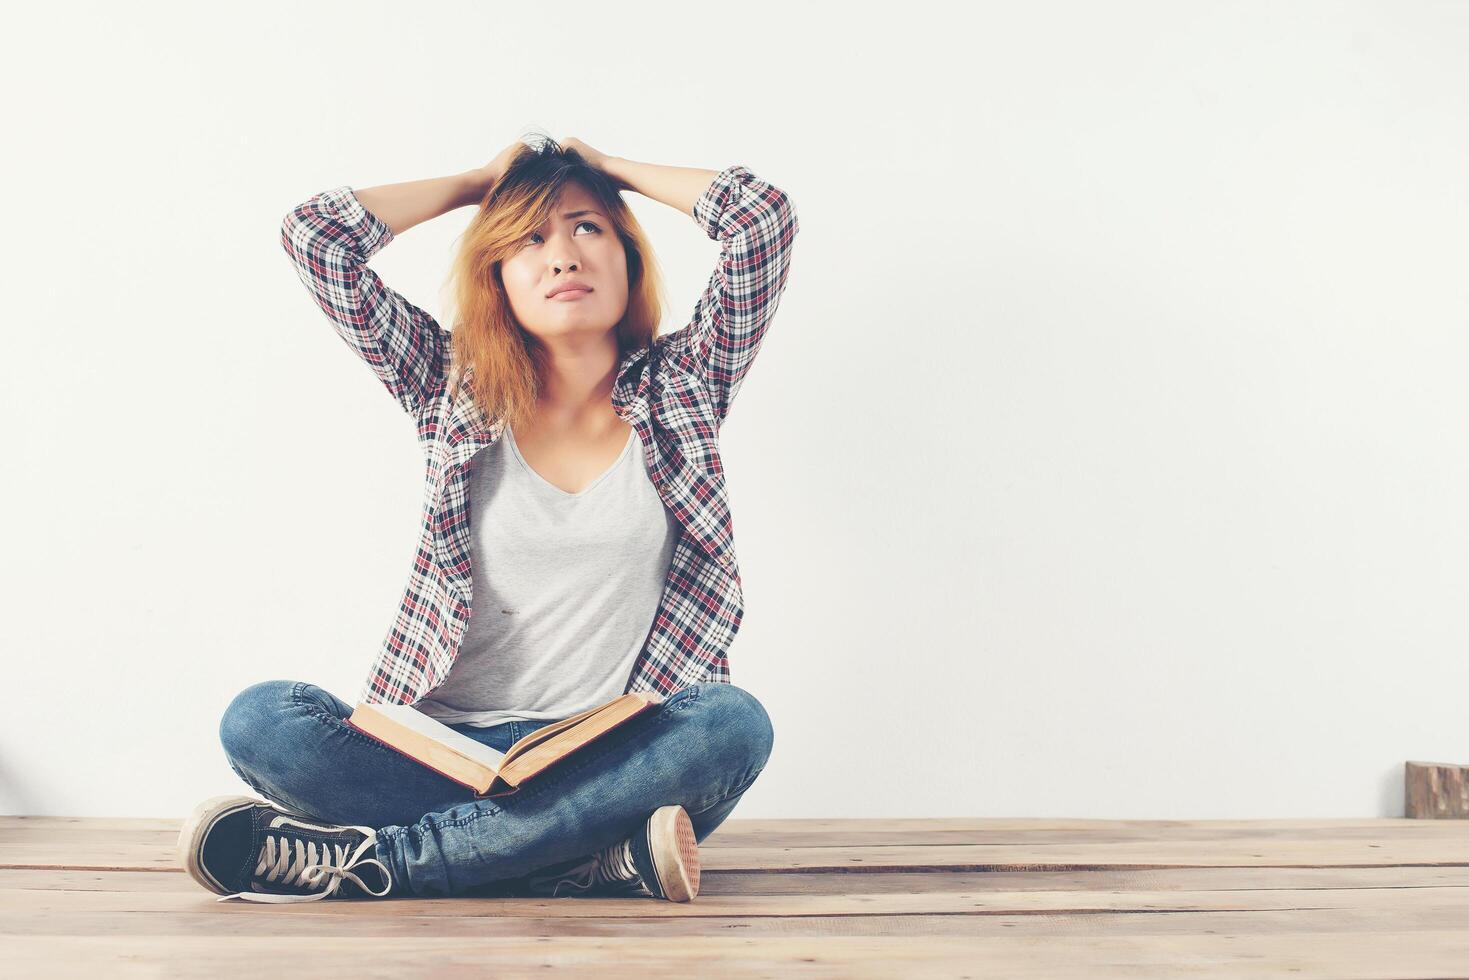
[525, 804, 700, 902]
[177, 794, 396, 903]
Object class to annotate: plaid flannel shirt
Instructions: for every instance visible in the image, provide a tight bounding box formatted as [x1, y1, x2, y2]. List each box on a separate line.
[279, 164, 799, 706]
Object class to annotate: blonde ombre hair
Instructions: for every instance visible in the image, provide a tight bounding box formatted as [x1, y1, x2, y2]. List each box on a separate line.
[443, 136, 669, 430]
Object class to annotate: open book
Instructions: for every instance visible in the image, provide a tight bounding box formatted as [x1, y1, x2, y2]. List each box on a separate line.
[344, 691, 664, 798]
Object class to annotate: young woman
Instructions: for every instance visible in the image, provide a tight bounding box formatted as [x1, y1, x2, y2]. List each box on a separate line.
[175, 136, 800, 904]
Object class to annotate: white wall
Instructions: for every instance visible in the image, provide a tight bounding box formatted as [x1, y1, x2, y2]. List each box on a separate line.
[2, 1, 1464, 821]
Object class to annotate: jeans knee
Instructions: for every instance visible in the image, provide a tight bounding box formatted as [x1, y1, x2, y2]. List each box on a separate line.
[692, 682, 774, 774]
[219, 679, 298, 765]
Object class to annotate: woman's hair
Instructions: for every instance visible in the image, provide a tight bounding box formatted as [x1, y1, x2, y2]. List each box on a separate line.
[443, 134, 668, 430]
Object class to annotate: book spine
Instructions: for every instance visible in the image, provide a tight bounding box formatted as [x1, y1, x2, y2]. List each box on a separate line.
[474, 778, 521, 800]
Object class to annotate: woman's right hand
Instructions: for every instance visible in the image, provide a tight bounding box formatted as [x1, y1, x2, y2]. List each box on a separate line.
[468, 140, 528, 198]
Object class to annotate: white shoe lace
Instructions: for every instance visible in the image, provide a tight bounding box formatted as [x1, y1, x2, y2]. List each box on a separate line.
[218, 814, 393, 904]
[530, 838, 645, 897]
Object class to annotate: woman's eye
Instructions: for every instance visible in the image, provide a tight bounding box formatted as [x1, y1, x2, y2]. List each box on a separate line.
[527, 221, 600, 245]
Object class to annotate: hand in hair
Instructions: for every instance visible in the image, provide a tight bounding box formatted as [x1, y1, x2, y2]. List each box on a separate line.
[561, 136, 612, 172]
[475, 139, 532, 189]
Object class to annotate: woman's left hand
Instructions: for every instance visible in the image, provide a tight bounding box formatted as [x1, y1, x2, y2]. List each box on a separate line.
[561, 137, 610, 170]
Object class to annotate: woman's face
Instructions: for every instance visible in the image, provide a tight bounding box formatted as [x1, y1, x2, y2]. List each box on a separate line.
[500, 181, 630, 348]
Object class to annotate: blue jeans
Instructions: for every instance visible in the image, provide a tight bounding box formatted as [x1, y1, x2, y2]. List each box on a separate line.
[217, 679, 774, 898]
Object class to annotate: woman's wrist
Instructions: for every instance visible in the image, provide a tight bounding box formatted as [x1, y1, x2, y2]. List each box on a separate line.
[598, 157, 719, 218]
[457, 168, 495, 207]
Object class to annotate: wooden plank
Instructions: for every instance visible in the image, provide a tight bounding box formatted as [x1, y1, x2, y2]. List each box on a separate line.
[5, 815, 1462, 835]
[7, 837, 1469, 873]
[10, 864, 1469, 897]
[4, 908, 1469, 941]
[5, 814, 1469, 978]
[7, 933, 1469, 980]
[6, 880, 1469, 921]
[12, 819, 1469, 847]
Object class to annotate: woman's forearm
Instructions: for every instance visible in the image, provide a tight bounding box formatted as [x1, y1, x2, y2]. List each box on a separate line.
[348, 156, 719, 236]
[352, 170, 489, 237]
[600, 157, 720, 220]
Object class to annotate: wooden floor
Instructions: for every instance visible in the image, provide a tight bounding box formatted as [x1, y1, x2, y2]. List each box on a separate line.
[3, 814, 1468, 977]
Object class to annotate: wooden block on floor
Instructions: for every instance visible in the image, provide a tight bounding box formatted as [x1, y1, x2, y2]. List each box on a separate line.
[1405, 760, 1469, 818]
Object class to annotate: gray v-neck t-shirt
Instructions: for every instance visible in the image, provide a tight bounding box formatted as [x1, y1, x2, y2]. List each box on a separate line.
[414, 424, 679, 728]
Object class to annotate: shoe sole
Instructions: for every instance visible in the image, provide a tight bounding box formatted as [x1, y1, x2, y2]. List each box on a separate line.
[176, 794, 263, 896]
[646, 805, 700, 902]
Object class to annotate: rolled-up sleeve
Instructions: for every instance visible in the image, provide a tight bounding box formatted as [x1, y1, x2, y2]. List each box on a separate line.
[681, 165, 800, 426]
[279, 186, 447, 418]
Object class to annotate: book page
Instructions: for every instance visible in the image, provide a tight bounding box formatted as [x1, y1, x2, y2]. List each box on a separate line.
[503, 701, 610, 763]
[371, 704, 506, 770]
[499, 694, 663, 781]
[502, 692, 662, 763]
[496, 702, 605, 764]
